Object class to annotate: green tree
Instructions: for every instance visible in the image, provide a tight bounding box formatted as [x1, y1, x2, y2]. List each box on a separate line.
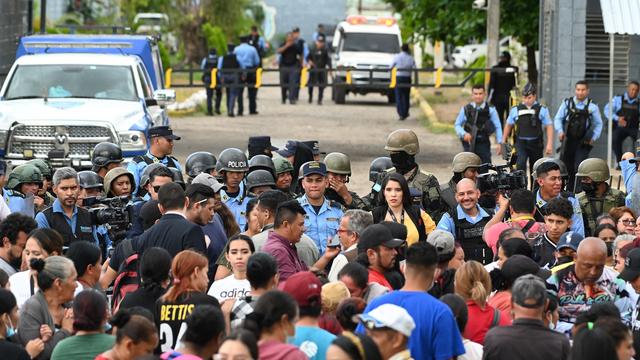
[501, 1, 538, 84]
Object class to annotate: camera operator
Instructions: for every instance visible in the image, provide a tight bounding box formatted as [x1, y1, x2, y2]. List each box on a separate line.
[35, 167, 106, 248]
[77, 171, 104, 208]
[620, 151, 640, 215]
[127, 165, 174, 238]
[440, 152, 482, 212]
[436, 178, 494, 264]
[533, 162, 585, 236]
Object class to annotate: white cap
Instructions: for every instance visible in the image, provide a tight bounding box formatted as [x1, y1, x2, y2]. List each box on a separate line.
[192, 173, 226, 193]
[357, 303, 416, 337]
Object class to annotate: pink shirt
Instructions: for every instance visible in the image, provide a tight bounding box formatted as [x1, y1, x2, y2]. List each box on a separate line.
[259, 340, 308, 360]
[263, 231, 308, 282]
[485, 219, 544, 253]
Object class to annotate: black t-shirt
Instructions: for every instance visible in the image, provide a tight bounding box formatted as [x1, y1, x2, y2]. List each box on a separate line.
[154, 291, 220, 353]
[280, 42, 301, 67]
[0, 340, 30, 360]
[119, 285, 166, 321]
[108, 237, 137, 273]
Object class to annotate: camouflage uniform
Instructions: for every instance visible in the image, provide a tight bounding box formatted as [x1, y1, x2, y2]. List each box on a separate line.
[577, 189, 626, 236]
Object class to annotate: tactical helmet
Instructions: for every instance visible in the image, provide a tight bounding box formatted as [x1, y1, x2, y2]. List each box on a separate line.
[522, 82, 537, 96]
[369, 157, 393, 182]
[78, 171, 103, 189]
[169, 167, 186, 189]
[26, 159, 53, 179]
[532, 157, 553, 176]
[217, 148, 249, 172]
[249, 154, 276, 176]
[452, 152, 482, 173]
[140, 163, 167, 188]
[91, 142, 124, 168]
[384, 129, 419, 155]
[185, 152, 217, 178]
[576, 158, 610, 182]
[549, 158, 569, 178]
[324, 152, 351, 176]
[7, 164, 43, 190]
[273, 157, 294, 175]
[246, 169, 276, 191]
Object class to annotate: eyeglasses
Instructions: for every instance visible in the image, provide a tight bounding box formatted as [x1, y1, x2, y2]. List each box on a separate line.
[620, 219, 636, 226]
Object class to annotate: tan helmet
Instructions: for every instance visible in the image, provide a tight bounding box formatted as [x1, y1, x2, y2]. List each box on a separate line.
[452, 152, 482, 173]
[384, 129, 419, 155]
[324, 152, 351, 175]
[576, 158, 610, 182]
[532, 157, 553, 176]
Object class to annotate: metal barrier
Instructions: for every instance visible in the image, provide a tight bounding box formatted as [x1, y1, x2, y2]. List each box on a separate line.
[164, 66, 505, 90]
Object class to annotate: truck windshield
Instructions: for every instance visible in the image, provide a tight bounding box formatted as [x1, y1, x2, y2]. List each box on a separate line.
[5, 64, 138, 101]
[342, 32, 400, 53]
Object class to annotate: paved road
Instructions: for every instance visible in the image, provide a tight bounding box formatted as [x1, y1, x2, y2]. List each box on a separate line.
[170, 74, 491, 195]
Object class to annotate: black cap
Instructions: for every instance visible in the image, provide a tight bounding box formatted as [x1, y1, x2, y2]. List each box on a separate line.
[300, 161, 327, 177]
[620, 248, 640, 281]
[500, 51, 511, 59]
[292, 27, 300, 33]
[149, 126, 181, 140]
[248, 136, 278, 151]
[302, 140, 325, 156]
[357, 224, 405, 253]
[502, 255, 551, 282]
[522, 82, 537, 96]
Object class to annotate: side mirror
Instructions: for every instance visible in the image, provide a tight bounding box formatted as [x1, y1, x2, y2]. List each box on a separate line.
[153, 89, 176, 106]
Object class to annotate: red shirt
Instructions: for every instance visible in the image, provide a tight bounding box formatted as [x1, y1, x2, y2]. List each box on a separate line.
[263, 231, 308, 282]
[368, 268, 392, 290]
[462, 300, 511, 344]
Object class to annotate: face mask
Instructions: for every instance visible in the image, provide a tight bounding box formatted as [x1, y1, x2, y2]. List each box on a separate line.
[6, 316, 15, 338]
[548, 321, 556, 330]
[581, 182, 597, 194]
[390, 152, 415, 175]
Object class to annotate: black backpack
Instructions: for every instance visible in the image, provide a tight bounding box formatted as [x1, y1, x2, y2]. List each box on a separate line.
[111, 239, 140, 313]
[565, 97, 592, 139]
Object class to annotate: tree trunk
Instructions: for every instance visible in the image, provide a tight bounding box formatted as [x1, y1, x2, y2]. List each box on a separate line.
[526, 45, 538, 86]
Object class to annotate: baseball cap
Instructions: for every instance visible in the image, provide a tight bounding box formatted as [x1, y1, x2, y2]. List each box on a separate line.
[357, 224, 405, 253]
[302, 140, 325, 156]
[191, 173, 227, 193]
[300, 161, 327, 177]
[501, 254, 551, 282]
[619, 248, 640, 281]
[426, 230, 455, 256]
[282, 271, 322, 307]
[277, 140, 298, 158]
[149, 126, 181, 140]
[511, 274, 548, 309]
[357, 303, 416, 337]
[557, 231, 584, 252]
[321, 282, 350, 313]
[248, 136, 278, 151]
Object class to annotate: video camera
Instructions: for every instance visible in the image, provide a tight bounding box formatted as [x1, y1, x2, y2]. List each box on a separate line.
[476, 164, 527, 195]
[84, 195, 134, 243]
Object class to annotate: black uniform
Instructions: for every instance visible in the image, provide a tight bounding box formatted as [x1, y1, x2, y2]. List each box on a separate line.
[558, 97, 596, 190]
[462, 103, 496, 164]
[489, 61, 518, 126]
[307, 45, 331, 104]
[201, 53, 222, 115]
[613, 94, 640, 162]
[513, 103, 545, 173]
[279, 42, 302, 104]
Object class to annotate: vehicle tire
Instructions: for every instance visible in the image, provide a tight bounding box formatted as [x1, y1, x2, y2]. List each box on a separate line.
[334, 81, 346, 104]
[387, 92, 396, 104]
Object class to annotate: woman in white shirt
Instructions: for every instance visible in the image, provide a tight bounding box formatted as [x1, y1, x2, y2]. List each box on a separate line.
[208, 234, 254, 302]
[10, 228, 64, 309]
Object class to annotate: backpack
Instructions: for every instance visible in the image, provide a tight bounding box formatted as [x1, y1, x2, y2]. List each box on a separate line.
[565, 97, 592, 139]
[111, 239, 140, 313]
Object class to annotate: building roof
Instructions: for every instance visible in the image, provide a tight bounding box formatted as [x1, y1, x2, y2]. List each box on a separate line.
[600, 0, 640, 35]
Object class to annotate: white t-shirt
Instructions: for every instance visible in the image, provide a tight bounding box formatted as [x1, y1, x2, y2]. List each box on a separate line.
[207, 275, 251, 302]
[10, 270, 84, 309]
[459, 339, 483, 360]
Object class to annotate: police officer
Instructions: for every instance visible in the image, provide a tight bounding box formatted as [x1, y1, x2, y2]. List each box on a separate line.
[234, 35, 261, 116]
[4, 164, 42, 218]
[324, 152, 369, 211]
[127, 126, 181, 195]
[218, 43, 242, 117]
[531, 157, 570, 193]
[554, 80, 603, 190]
[488, 51, 518, 125]
[307, 34, 331, 105]
[248, 154, 276, 179]
[128, 165, 174, 238]
[77, 170, 103, 207]
[26, 159, 56, 212]
[454, 84, 503, 164]
[575, 158, 625, 236]
[604, 80, 640, 164]
[372, 129, 446, 222]
[297, 161, 344, 254]
[440, 152, 482, 212]
[248, 25, 266, 67]
[363, 157, 393, 210]
[273, 156, 296, 198]
[302, 140, 323, 161]
[245, 169, 276, 197]
[503, 83, 554, 174]
[437, 178, 494, 264]
[91, 142, 124, 179]
[185, 152, 217, 183]
[200, 48, 222, 116]
[248, 136, 278, 159]
[218, 148, 251, 230]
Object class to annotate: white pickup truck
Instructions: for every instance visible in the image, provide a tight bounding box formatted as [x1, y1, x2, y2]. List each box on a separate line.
[0, 53, 174, 169]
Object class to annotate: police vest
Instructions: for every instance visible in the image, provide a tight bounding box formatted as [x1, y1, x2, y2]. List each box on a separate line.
[463, 103, 495, 137]
[564, 97, 592, 140]
[534, 192, 573, 222]
[440, 181, 457, 212]
[133, 154, 178, 169]
[42, 207, 94, 246]
[202, 55, 218, 84]
[515, 103, 543, 138]
[449, 208, 494, 265]
[618, 94, 640, 129]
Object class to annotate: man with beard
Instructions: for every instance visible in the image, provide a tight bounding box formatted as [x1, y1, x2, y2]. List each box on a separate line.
[324, 152, 369, 211]
[356, 224, 405, 290]
[0, 213, 37, 275]
[371, 129, 445, 222]
[575, 158, 625, 236]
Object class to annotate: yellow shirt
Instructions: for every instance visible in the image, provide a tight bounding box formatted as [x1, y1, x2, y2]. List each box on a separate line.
[403, 209, 436, 246]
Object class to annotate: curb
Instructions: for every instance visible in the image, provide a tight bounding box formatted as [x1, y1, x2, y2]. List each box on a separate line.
[411, 88, 455, 131]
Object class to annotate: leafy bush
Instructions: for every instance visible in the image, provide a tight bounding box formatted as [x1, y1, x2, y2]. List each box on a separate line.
[202, 23, 228, 56]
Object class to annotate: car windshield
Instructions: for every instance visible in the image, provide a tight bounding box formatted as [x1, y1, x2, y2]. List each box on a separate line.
[342, 32, 400, 53]
[5, 64, 138, 101]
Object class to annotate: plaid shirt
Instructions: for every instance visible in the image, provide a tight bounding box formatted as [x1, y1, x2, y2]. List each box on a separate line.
[230, 295, 258, 330]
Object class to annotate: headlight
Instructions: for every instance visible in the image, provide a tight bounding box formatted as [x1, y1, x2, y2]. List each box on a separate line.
[118, 131, 147, 151]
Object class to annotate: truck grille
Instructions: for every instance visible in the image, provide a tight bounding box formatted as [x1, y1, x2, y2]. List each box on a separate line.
[8, 124, 114, 159]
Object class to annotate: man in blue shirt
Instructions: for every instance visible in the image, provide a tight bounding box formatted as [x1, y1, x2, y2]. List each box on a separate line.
[234, 36, 261, 116]
[200, 49, 222, 116]
[454, 84, 503, 164]
[357, 242, 465, 360]
[503, 83, 554, 174]
[604, 80, 640, 164]
[217, 148, 251, 230]
[553, 80, 603, 190]
[390, 43, 416, 121]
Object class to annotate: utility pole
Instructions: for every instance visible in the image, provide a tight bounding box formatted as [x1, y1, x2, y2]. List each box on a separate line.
[486, 0, 500, 69]
[40, 0, 47, 34]
[358, 0, 363, 14]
